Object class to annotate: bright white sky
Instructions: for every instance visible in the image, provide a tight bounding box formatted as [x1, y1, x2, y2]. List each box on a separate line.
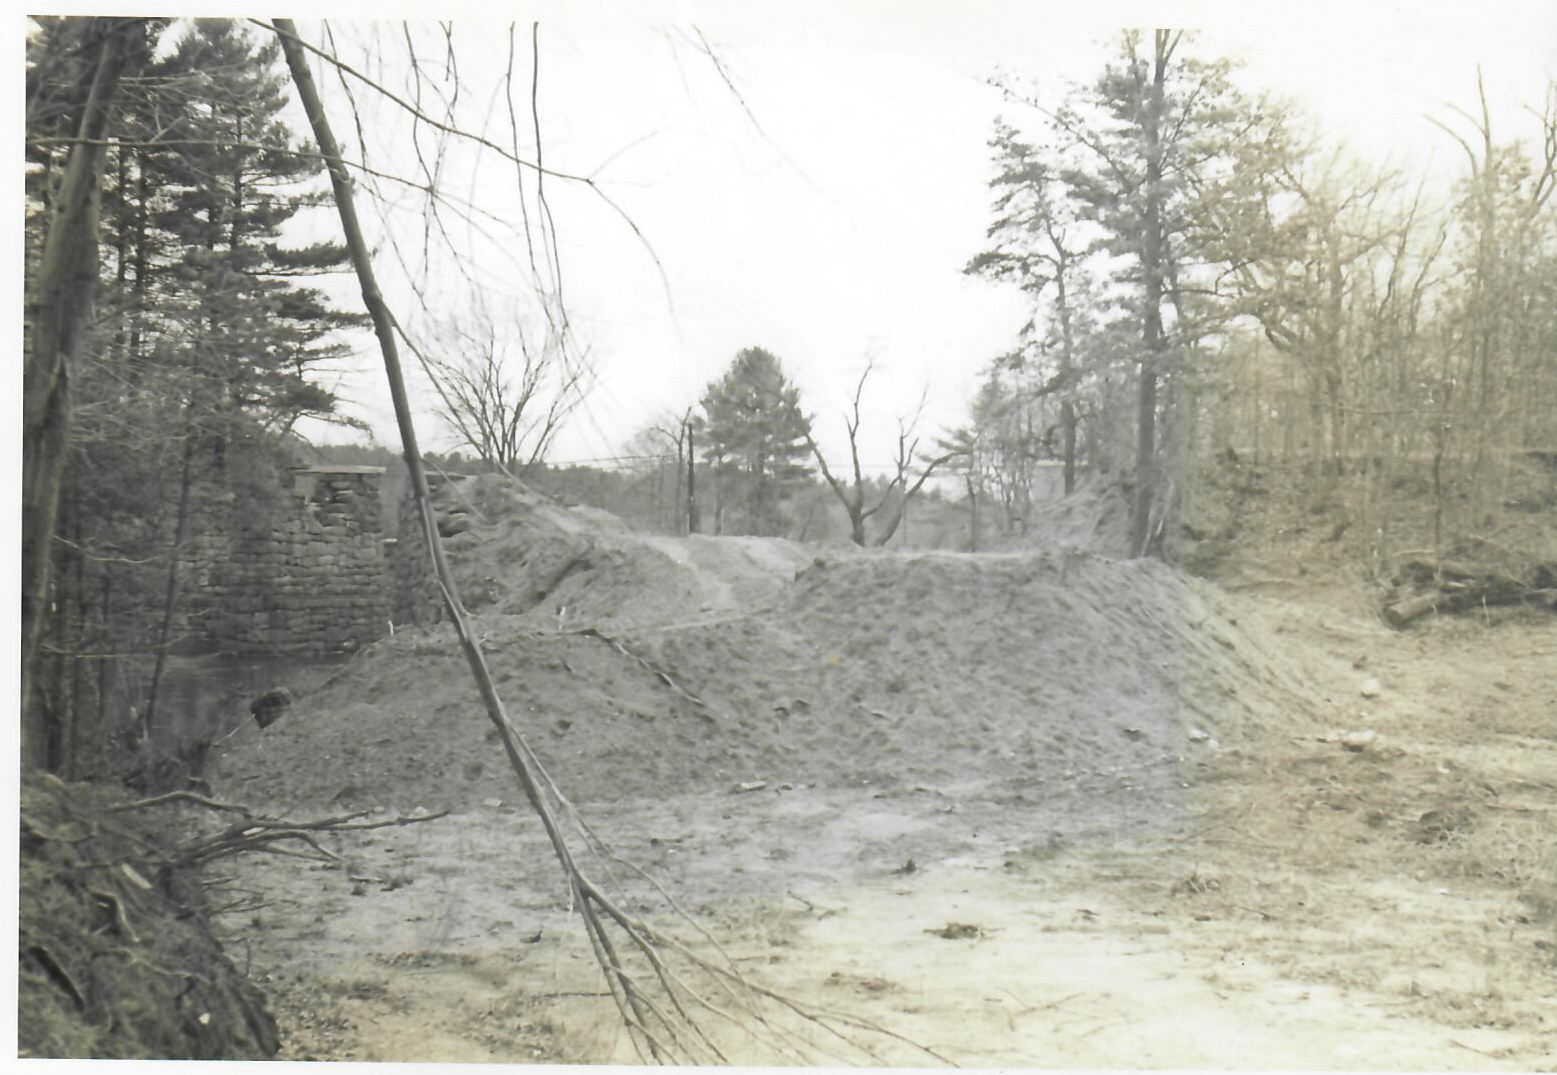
[110, 2, 1557, 469]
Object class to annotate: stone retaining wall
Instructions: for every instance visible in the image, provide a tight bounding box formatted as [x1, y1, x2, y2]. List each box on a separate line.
[387, 472, 475, 628]
[197, 466, 390, 654]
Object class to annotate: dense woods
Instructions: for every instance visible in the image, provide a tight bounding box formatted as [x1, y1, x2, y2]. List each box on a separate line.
[960, 32, 1557, 568]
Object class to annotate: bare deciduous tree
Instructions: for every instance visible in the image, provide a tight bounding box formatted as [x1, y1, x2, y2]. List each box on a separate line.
[417, 301, 594, 473]
[623, 408, 699, 533]
[808, 358, 954, 546]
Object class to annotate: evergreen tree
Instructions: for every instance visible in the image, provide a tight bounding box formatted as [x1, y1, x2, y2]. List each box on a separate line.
[966, 121, 1094, 494]
[144, 19, 361, 451]
[699, 347, 813, 535]
[1055, 30, 1251, 556]
[22, 17, 154, 770]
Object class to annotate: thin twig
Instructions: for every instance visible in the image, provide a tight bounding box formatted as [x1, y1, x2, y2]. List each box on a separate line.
[110, 791, 253, 815]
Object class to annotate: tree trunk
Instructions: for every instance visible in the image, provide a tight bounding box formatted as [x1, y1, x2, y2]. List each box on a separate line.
[668, 429, 684, 534]
[98, 573, 113, 763]
[64, 499, 90, 778]
[1324, 364, 1345, 479]
[1251, 337, 1263, 466]
[110, 147, 130, 360]
[1323, 226, 1347, 479]
[1061, 399, 1078, 495]
[1055, 262, 1079, 495]
[127, 160, 150, 367]
[1384, 592, 1440, 628]
[275, 24, 670, 1051]
[849, 506, 868, 547]
[966, 476, 980, 552]
[141, 427, 196, 742]
[1130, 31, 1170, 559]
[22, 19, 129, 769]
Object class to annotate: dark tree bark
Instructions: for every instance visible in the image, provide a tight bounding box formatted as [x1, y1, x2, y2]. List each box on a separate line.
[966, 475, 981, 552]
[23, 18, 131, 768]
[1055, 265, 1079, 495]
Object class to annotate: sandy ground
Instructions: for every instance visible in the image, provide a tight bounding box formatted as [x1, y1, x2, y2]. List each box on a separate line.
[207, 480, 1557, 1068]
[214, 650, 1555, 1069]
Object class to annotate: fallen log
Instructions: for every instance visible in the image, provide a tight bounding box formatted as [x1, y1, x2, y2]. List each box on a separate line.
[1385, 592, 1439, 628]
[1386, 578, 1556, 629]
[1397, 556, 1557, 589]
[1399, 559, 1484, 583]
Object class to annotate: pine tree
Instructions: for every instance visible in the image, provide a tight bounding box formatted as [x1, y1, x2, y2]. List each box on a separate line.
[966, 121, 1093, 494]
[146, 19, 361, 453]
[699, 347, 813, 536]
[22, 17, 152, 770]
[24, 17, 365, 774]
[1055, 30, 1249, 557]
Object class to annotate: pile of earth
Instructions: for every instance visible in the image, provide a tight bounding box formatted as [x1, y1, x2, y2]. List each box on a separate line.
[214, 476, 1326, 816]
[403, 472, 812, 630]
[17, 773, 279, 1060]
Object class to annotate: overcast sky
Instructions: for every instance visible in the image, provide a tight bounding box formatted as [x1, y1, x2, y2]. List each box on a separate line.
[121, 3, 1557, 469]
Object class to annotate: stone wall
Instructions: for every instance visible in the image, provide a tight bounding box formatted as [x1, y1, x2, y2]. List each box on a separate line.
[198, 466, 390, 654]
[387, 472, 474, 628]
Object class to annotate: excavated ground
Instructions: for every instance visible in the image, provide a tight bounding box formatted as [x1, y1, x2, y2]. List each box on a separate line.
[215, 475, 1317, 814]
[206, 475, 1556, 1066]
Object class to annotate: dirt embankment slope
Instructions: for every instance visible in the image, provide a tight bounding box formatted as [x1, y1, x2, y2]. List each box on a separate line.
[216, 474, 1322, 815]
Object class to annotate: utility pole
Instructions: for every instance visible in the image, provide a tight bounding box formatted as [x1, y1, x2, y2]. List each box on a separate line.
[685, 417, 699, 534]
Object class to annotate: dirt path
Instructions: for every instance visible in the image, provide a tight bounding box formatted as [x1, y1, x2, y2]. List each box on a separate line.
[218, 795, 1554, 1067]
[210, 564, 1556, 1067]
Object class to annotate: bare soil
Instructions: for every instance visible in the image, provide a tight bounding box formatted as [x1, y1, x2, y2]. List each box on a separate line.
[209, 477, 1557, 1067]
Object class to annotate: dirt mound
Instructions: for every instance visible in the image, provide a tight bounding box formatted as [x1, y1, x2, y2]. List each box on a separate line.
[18, 774, 279, 1059]
[400, 474, 811, 629]
[216, 485, 1324, 815]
